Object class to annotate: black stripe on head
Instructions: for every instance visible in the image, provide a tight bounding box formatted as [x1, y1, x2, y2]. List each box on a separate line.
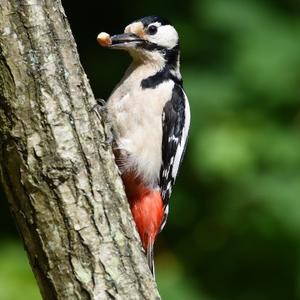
[138, 16, 171, 27]
[138, 43, 180, 67]
[138, 42, 166, 53]
[165, 44, 180, 67]
[140, 45, 182, 89]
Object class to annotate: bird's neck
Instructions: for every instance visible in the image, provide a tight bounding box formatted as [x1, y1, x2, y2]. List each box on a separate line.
[131, 50, 166, 68]
[107, 50, 181, 106]
[128, 49, 182, 89]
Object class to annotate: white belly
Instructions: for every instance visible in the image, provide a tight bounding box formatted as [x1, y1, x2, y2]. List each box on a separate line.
[107, 80, 174, 187]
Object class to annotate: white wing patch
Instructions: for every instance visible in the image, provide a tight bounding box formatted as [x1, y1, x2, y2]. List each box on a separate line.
[159, 204, 169, 232]
[159, 85, 190, 225]
[171, 93, 190, 178]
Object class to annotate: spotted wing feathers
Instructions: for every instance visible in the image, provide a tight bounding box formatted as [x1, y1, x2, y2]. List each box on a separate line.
[159, 84, 190, 229]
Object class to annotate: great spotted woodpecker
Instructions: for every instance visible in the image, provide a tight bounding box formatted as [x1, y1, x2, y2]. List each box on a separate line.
[97, 16, 190, 274]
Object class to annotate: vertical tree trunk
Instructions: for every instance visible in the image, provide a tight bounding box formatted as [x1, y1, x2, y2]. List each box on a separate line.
[0, 0, 160, 299]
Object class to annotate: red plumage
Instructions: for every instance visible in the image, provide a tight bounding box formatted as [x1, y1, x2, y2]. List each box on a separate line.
[122, 172, 164, 254]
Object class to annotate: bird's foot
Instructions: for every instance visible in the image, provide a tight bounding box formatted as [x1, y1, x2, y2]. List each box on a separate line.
[90, 98, 114, 147]
[90, 98, 107, 115]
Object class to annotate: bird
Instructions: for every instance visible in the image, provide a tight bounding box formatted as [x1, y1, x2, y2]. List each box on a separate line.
[97, 16, 190, 275]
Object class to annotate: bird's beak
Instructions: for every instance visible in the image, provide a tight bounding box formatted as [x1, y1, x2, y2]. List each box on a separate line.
[109, 33, 144, 49]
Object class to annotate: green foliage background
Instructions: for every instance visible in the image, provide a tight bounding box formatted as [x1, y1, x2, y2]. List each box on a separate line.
[1, 0, 300, 299]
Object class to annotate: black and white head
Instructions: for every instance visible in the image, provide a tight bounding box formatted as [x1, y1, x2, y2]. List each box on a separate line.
[108, 16, 180, 67]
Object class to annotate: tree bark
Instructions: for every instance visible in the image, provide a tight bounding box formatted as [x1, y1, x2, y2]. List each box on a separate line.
[0, 0, 160, 299]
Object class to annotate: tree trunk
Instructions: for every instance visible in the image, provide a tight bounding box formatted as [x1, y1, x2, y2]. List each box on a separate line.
[0, 0, 160, 299]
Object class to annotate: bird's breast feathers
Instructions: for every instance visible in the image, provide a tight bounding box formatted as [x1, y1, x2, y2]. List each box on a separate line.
[107, 78, 175, 187]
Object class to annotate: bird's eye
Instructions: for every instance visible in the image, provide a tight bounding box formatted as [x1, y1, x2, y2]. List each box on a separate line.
[148, 25, 158, 35]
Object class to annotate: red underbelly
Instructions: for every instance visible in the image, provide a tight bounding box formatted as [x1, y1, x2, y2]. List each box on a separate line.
[122, 172, 164, 250]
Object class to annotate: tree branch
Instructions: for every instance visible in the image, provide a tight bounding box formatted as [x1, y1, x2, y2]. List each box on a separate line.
[0, 0, 160, 299]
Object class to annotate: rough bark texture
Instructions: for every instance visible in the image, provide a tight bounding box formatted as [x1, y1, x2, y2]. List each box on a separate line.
[0, 0, 160, 299]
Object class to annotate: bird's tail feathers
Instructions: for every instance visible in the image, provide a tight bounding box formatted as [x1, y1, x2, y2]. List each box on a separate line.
[147, 237, 155, 279]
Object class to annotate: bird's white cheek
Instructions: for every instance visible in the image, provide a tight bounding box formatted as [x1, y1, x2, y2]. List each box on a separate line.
[148, 25, 179, 49]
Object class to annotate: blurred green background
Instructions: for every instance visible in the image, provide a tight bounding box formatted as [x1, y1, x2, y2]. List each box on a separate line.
[1, 0, 300, 299]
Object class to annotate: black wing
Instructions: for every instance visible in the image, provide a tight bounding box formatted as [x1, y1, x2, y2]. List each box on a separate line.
[159, 84, 190, 226]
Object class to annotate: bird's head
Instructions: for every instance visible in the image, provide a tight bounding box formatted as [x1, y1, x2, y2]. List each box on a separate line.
[103, 16, 180, 67]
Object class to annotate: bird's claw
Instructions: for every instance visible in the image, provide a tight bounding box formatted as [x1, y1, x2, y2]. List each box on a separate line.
[90, 98, 107, 115]
[90, 98, 114, 147]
